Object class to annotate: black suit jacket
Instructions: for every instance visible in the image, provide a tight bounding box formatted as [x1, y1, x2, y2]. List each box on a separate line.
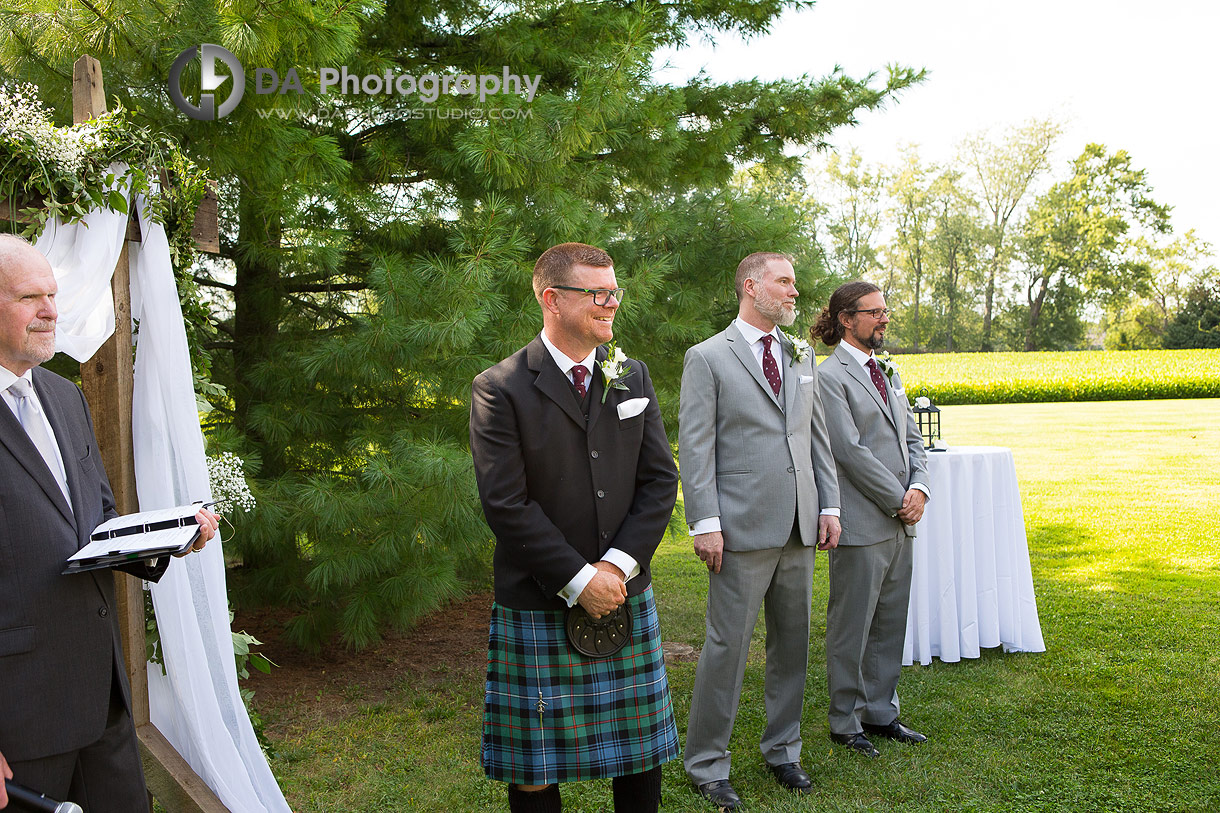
[0, 366, 164, 762]
[469, 336, 679, 610]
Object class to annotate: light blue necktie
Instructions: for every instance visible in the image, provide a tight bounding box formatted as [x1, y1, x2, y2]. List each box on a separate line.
[8, 377, 72, 507]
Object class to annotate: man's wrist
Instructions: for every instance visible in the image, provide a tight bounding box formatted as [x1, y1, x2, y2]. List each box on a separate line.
[558, 564, 598, 607]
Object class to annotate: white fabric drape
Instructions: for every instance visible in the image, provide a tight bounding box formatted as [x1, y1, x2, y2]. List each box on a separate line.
[36, 178, 290, 813]
[903, 445, 1046, 666]
[33, 170, 129, 361]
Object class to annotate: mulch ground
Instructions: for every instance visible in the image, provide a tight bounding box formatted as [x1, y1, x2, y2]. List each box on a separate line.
[235, 592, 700, 727]
[234, 592, 493, 721]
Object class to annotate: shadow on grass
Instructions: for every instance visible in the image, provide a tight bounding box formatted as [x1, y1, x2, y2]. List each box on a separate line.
[1030, 520, 1220, 603]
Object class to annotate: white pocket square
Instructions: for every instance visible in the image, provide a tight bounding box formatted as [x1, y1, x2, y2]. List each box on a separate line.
[617, 397, 649, 420]
[799, 375, 815, 384]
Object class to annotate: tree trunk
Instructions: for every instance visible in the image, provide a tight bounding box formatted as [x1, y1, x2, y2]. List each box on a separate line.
[912, 245, 922, 352]
[1024, 272, 1051, 351]
[233, 185, 291, 569]
[946, 252, 958, 352]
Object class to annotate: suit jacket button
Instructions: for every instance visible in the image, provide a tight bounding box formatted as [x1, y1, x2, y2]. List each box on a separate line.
[601, 531, 609, 540]
[787, 466, 795, 473]
[597, 490, 605, 498]
[98, 607, 109, 618]
[590, 450, 599, 458]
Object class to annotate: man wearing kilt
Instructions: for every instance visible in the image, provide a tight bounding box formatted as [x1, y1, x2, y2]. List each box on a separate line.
[469, 242, 681, 812]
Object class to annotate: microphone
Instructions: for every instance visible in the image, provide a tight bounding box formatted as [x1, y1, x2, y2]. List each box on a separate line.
[3, 780, 83, 813]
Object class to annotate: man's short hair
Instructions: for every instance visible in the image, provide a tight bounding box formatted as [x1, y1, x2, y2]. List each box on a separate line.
[734, 252, 793, 302]
[0, 234, 37, 279]
[532, 242, 614, 303]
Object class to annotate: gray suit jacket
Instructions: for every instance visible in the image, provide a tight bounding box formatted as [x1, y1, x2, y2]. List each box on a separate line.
[679, 322, 838, 550]
[817, 344, 929, 546]
[0, 367, 164, 762]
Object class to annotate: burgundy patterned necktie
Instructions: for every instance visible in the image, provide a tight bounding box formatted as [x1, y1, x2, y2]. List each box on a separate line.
[760, 335, 781, 397]
[572, 364, 589, 400]
[866, 357, 889, 405]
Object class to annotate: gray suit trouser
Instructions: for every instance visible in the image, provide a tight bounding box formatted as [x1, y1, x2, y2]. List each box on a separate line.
[826, 529, 912, 735]
[685, 530, 813, 784]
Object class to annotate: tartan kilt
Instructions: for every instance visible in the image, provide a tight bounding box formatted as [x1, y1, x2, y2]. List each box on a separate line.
[481, 586, 680, 785]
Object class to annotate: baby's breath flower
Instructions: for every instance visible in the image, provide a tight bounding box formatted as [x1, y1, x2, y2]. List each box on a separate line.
[207, 453, 257, 513]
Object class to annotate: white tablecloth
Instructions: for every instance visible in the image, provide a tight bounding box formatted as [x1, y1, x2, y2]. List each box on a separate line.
[903, 446, 1046, 665]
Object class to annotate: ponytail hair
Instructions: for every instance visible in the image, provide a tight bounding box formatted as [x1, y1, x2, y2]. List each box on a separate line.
[810, 281, 881, 346]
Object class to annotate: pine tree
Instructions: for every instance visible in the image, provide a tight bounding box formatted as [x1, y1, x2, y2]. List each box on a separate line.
[2, 0, 921, 648]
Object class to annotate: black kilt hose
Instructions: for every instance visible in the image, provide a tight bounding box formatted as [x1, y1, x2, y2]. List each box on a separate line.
[482, 587, 680, 784]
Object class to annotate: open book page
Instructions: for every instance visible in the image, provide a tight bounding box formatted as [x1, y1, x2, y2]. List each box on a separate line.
[90, 504, 203, 538]
[69, 524, 198, 562]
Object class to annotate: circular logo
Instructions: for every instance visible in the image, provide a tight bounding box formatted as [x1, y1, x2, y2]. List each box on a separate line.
[169, 44, 245, 121]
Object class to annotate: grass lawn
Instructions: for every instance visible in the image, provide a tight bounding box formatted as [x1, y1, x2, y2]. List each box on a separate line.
[262, 399, 1220, 811]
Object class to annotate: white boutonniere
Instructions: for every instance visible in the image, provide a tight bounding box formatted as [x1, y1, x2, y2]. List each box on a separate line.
[600, 342, 635, 403]
[783, 332, 810, 366]
[876, 350, 896, 382]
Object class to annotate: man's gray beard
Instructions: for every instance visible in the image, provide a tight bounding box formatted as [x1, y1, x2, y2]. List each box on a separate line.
[755, 294, 796, 327]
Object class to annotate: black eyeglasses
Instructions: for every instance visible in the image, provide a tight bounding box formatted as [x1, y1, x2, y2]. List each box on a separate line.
[846, 307, 894, 319]
[550, 285, 625, 306]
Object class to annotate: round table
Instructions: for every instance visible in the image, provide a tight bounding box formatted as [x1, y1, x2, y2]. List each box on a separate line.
[903, 445, 1046, 665]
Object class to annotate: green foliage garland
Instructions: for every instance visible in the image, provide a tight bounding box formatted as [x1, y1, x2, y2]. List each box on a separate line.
[1, 82, 209, 266]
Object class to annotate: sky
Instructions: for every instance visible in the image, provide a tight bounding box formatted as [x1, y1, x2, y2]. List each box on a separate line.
[655, 0, 1218, 254]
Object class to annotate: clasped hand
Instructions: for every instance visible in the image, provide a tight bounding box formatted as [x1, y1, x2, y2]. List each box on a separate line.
[577, 561, 627, 618]
[897, 489, 927, 525]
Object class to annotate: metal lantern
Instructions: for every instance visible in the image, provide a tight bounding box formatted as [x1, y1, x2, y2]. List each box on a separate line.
[912, 389, 942, 450]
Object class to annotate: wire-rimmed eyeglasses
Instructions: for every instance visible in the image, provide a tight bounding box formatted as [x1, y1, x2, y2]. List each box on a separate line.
[846, 307, 894, 319]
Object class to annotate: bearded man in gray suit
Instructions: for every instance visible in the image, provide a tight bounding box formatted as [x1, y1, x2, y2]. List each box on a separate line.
[812, 280, 930, 758]
[679, 252, 841, 811]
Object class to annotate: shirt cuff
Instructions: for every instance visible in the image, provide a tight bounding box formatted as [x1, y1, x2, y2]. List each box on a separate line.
[558, 564, 598, 608]
[820, 507, 841, 517]
[600, 548, 640, 583]
[909, 482, 930, 499]
[689, 517, 722, 536]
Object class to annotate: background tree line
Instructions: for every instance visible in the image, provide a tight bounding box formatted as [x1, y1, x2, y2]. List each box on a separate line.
[805, 119, 1219, 353]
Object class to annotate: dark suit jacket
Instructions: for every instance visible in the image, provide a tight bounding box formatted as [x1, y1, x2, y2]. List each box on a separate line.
[469, 336, 679, 610]
[0, 366, 164, 762]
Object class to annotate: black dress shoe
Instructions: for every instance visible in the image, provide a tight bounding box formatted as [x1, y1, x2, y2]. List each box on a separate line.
[862, 719, 928, 744]
[697, 779, 742, 810]
[829, 731, 880, 757]
[768, 761, 812, 791]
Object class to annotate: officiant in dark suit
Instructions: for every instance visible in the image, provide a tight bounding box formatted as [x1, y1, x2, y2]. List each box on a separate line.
[469, 242, 680, 813]
[0, 234, 218, 812]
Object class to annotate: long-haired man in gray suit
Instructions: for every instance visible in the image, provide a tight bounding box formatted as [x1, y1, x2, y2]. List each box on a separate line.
[0, 235, 217, 811]
[813, 280, 930, 758]
[679, 252, 841, 810]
